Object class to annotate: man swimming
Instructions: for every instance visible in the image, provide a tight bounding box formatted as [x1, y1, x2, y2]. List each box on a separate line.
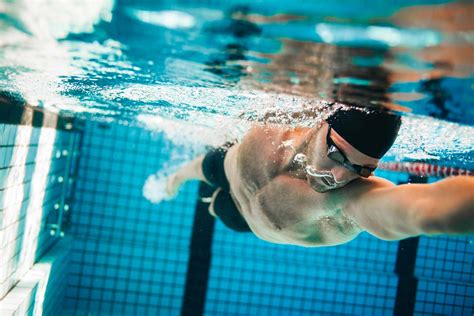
[166, 106, 474, 246]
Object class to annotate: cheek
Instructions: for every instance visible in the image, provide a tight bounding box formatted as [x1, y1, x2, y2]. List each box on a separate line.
[309, 136, 333, 170]
[310, 152, 334, 171]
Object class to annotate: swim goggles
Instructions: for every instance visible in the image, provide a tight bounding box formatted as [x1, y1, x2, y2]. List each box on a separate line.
[326, 128, 376, 178]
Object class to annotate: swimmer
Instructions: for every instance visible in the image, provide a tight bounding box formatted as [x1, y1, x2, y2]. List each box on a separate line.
[166, 107, 474, 246]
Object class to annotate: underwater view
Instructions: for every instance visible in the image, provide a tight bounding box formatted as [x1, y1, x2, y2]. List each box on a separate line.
[0, 0, 473, 315]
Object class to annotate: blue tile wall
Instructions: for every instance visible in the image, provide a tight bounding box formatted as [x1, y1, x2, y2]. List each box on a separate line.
[65, 238, 189, 315]
[65, 120, 198, 315]
[206, 252, 398, 315]
[415, 279, 473, 316]
[42, 240, 71, 315]
[0, 238, 71, 316]
[416, 236, 473, 283]
[0, 120, 78, 315]
[212, 226, 398, 273]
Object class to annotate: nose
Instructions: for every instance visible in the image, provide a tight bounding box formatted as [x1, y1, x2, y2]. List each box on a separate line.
[331, 165, 358, 184]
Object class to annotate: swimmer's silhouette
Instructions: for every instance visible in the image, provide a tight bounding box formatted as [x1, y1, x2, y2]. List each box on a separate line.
[167, 106, 474, 246]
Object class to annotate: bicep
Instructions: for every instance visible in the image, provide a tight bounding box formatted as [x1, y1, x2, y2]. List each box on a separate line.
[343, 177, 428, 240]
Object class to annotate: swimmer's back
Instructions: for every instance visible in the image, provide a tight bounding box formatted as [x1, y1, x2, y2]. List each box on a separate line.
[233, 125, 302, 190]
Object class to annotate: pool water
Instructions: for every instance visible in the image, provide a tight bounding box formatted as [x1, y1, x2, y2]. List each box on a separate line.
[0, 1, 473, 315]
[0, 0, 473, 168]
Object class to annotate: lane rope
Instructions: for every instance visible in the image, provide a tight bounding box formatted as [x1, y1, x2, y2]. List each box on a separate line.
[378, 162, 473, 178]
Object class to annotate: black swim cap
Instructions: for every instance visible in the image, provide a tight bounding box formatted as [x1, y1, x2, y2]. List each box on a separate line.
[326, 107, 401, 159]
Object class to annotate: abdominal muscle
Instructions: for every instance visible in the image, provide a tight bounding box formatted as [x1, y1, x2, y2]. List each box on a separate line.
[224, 129, 362, 247]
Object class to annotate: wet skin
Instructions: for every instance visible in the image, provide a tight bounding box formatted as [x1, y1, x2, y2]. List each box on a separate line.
[221, 122, 474, 246]
[223, 122, 379, 245]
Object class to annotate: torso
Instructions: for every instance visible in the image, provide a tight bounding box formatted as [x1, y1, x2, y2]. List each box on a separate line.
[224, 124, 363, 246]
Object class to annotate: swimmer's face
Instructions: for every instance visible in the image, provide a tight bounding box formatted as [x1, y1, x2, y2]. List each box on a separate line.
[306, 122, 379, 193]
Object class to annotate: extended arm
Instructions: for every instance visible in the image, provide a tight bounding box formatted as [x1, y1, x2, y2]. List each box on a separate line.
[343, 176, 474, 240]
[166, 156, 208, 197]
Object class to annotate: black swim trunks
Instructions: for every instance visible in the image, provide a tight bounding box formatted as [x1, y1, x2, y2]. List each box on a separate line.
[202, 143, 251, 232]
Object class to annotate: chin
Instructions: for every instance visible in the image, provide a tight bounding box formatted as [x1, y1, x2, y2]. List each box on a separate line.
[315, 186, 336, 193]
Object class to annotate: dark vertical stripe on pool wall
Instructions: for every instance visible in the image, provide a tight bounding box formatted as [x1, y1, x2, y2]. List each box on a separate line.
[393, 175, 427, 316]
[0, 90, 74, 130]
[181, 183, 216, 316]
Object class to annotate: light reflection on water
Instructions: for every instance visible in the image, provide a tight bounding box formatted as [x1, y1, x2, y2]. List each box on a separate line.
[0, 0, 473, 167]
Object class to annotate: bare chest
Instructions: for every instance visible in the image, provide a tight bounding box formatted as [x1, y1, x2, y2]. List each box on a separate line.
[243, 194, 360, 246]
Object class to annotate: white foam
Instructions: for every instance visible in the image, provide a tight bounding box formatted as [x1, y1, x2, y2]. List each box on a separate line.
[142, 172, 170, 204]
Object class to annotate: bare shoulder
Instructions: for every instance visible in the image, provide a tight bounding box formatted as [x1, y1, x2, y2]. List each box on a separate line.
[332, 176, 395, 198]
[239, 125, 281, 154]
[331, 176, 428, 240]
[235, 124, 291, 184]
[319, 177, 395, 220]
[323, 176, 395, 211]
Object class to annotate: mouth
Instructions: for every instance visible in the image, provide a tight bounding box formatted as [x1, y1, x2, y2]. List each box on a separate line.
[304, 166, 340, 192]
[320, 177, 336, 187]
[308, 176, 337, 193]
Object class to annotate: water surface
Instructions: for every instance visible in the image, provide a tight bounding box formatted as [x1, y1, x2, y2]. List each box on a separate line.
[0, 0, 473, 168]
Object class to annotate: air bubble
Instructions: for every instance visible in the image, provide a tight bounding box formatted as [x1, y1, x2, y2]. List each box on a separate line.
[294, 153, 307, 163]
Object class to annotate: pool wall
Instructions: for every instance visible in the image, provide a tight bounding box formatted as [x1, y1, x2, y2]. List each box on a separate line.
[63, 121, 198, 315]
[0, 102, 80, 315]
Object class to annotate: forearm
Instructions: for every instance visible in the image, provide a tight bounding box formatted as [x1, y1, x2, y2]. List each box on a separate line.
[166, 156, 207, 197]
[175, 156, 207, 183]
